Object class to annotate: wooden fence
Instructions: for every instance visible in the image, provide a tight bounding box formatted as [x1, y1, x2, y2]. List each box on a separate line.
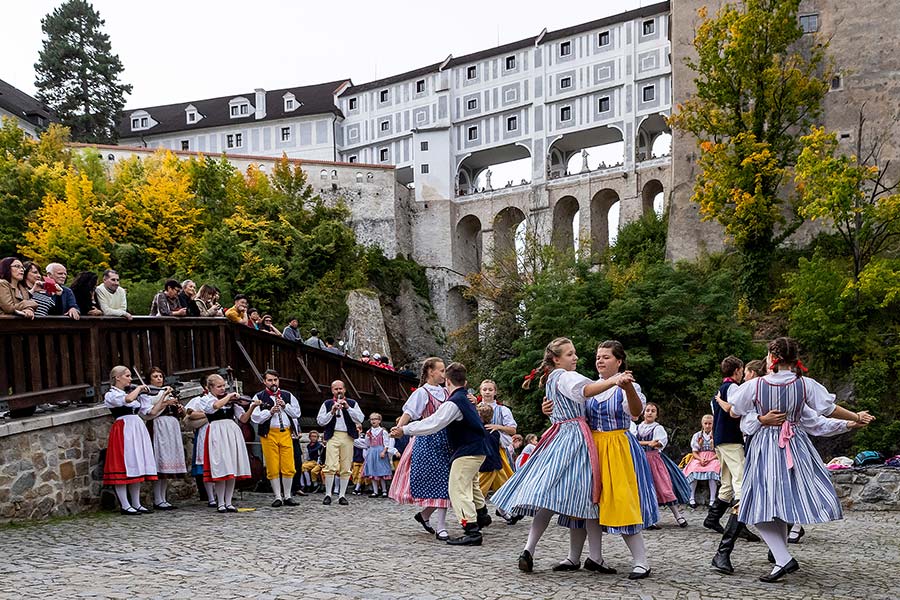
[0, 316, 416, 419]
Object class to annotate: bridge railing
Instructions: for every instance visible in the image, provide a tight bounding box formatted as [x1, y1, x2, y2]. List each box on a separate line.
[0, 316, 415, 419]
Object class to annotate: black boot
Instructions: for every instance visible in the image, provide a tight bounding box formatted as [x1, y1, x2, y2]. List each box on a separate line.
[447, 522, 483, 546]
[476, 506, 492, 529]
[703, 498, 729, 533]
[711, 513, 742, 574]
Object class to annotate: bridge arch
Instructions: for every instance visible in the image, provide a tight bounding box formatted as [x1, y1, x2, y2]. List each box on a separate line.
[636, 113, 671, 162]
[552, 195, 580, 254]
[591, 189, 620, 257]
[548, 124, 625, 178]
[455, 214, 483, 275]
[457, 143, 532, 196]
[493, 206, 527, 269]
[641, 179, 665, 216]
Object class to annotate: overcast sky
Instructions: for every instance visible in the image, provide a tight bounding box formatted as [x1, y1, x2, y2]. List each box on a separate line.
[1, 0, 649, 108]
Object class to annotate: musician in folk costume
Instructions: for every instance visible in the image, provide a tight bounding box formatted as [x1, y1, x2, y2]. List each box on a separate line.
[316, 380, 365, 505]
[250, 369, 302, 507]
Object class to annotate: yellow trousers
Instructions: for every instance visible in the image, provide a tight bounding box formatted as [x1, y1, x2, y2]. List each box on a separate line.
[479, 448, 514, 494]
[449, 455, 486, 525]
[351, 461, 366, 485]
[260, 428, 296, 479]
[715, 443, 745, 502]
[323, 431, 354, 477]
[301, 460, 322, 482]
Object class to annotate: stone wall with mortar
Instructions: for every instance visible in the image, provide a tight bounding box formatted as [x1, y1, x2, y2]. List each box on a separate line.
[831, 467, 900, 511]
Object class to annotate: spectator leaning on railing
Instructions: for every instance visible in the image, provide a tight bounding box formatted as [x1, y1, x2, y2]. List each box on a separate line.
[195, 284, 223, 317]
[150, 280, 187, 317]
[225, 294, 249, 325]
[0, 257, 39, 319]
[178, 280, 201, 317]
[45, 262, 80, 320]
[69, 271, 104, 316]
[21, 261, 56, 317]
[95, 269, 132, 320]
[282, 317, 301, 341]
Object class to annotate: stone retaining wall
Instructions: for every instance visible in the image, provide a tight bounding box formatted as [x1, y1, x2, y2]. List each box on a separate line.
[831, 467, 900, 511]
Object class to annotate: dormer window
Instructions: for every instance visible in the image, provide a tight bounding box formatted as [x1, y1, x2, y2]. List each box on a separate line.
[229, 97, 251, 118]
[185, 104, 201, 125]
[129, 110, 152, 131]
[283, 92, 298, 112]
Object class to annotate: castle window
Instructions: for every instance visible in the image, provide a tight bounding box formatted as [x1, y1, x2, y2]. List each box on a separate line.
[505, 55, 516, 70]
[799, 14, 819, 33]
[467, 126, 478, 141]
[379, 148, 389, 162]
[598, 96, 610, 113]
[416, 79, 426, 93]
[379, 89, 389, 103]
[560, 41, 571, 57]
[320, 169, 328, 180]
[506, 115, 518, 131]
[226, 133, 243, 149]
[349, 97, 358, 110]
[181, 140, 189, 151]
[281, 127, 291, 141]
[467, 66, 477, 80]
[831, 74, 842, 90]
[467, 98, 478, 110]
[598, 31, 610, 47]
[349, 155, 358, 163]
[420, 141, 429, 151]
[642, 19, 655, 35]
[642, 85, 655, 102]
[421, 164, 430, 174]
[187, 111, 196, 123]
[560, 77, 572, 90]
[560, 106, 572, 122]
[380, 120, 390, 132]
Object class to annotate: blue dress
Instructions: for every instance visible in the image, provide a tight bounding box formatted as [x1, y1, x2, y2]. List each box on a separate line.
[492, 369, 598, 520]
[737, 375, 843, 525]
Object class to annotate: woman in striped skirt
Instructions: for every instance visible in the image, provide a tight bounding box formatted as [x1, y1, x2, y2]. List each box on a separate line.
[729, 337, 875, 582]
[492, 338, 621, 573]
[636, 403, 691, 528]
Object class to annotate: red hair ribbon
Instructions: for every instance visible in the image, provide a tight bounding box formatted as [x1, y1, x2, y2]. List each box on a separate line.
[523, 368, 538, 383]
[795, 359, 809, 373]
[410, 386, 418, 392]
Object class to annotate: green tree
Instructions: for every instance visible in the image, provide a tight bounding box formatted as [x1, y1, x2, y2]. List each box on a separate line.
[669, 0, 829, 304]
[34, 0, 132, 143]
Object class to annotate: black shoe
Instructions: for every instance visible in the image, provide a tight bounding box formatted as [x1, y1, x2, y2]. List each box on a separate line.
[136, 506, 153, 514]
[414, 512, 436, 534]
[353, 490, 362, 496]
[446, 530, 483, 546]
[476, 506, 492, 528]
[435, 530, 449, 542]
[338, 496, 349, 506]
[627, 566, 651, 580]
[120, 507, 140, 516]
[293, 489, 307, 497]
[153, 503, 176, 511]
[322, 496, 332, 506]
[584, 558, 617, 574]
[217, 505, 227, 513]
[225, 505, 238, 513]
[507, 514, 525, 525]
[207, 500, 218, 508]
[369, 492, 381, 498]
[759, 559, 799, 582]
[677, 517, 688, 528]
[689, 501, 698, 509]
[788, 526, 805, 544]
[646, 524, 661, 530]
[272, 499, 284, 508]
[518, 550, 534, 572]
[552, 559, 580, 572]
[283, 497, 299, 506]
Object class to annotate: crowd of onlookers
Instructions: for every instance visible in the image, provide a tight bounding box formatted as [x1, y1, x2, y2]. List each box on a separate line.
[0, 256, 396, 366]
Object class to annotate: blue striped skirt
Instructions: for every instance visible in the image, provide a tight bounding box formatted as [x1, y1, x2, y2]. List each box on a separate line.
[491, 421, 598, 521]
[739, 426, 843, 525]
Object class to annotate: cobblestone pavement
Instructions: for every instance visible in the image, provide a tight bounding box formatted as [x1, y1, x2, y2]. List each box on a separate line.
[1, 492, 896, 600]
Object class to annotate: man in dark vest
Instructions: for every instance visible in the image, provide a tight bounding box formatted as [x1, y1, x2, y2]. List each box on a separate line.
[250, 369, 302, 507]
[315, 380, 364, 505]
[391, 362, 491, 546]
[705, 355, 746, 532]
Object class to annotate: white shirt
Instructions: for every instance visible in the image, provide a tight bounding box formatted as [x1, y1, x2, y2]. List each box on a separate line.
[183, 396, 209, 430]
[593, 378, 647, 419]
[354, 426, 396, 454]
[636, 422, 668, 450]
[554, 369, 592, 403]
[729, 370, 836, 418]
[197, 393, 246, 419]
[104, 387, 151, 416]
[482, 401, 517, 449]
[690, 431, 714, 451]
[740, 402, 849, 437]
[250, 390, 301, 431]
[403, 401, 463, 437]
[316, 397, 364, 431]
[402, 383, 448, 420]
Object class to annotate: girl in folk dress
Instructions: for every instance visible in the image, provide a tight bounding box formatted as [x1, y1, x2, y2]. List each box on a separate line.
[102, 366, 159, 515]
[682, 415, 721, 508]
[729, 337, 875, 582]
[184, 389, 217, 507]
[360, 412, 394, 497]
[197, 374, 253, 513]
[144, 367, 187, 510]
[492, 338, 621, 573]
[390, 358, 454, 541]
[637, 403, 691, 528]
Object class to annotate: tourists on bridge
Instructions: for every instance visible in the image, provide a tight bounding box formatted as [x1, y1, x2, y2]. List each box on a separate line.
[389, 357, 453, 541]
[0, 257, 39, 319]
[197, 374, 253, 513]
[45, 262, 80, 319]
[251, 369, 302, 507]
[225, 294, 249, 325]
[493, 338, 621, 575]
[149, 279, 187, 317]
[282, 317, 301, 342]
[725, 337, 875, 582]
[102, 366, 160, 515]
[144, 367, 187, 511]
[316, 380, 365, 505]
[95, 269, 132, 320]
[391, 362, 492, 546]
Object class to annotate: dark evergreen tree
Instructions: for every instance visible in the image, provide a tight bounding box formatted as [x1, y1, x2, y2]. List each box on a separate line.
[34, 0, 132, 143]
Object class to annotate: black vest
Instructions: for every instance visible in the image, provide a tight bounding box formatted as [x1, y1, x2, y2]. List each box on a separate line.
[207, 405, 236, 422]
[109, 405, 140, 418]
[256, 390, 297, 437]
[713, 381, 744, 446]
[445, 388, 490, 460]
[322, 398, 358, 440]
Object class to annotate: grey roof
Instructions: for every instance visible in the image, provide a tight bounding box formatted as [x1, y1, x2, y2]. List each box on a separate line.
[340, 62, 444, 96]
[117, 79, 349, 138]
[542, 1, 670, 41]
[0, 78, 55, 128]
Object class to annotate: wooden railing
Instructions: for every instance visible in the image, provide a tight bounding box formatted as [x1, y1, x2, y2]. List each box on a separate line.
[0, 316, 416, 419]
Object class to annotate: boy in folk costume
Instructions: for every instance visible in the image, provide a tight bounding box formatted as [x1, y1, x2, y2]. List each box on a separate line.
[315, 380, 365, 505]
[300, 431, 325, 492]
[250, 369, 302, 507]
[392, 362, 491, 546]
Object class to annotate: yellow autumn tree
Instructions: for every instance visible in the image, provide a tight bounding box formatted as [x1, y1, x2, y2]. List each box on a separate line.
[19, 168, 112, 271]
[108, 150, 203, 278]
